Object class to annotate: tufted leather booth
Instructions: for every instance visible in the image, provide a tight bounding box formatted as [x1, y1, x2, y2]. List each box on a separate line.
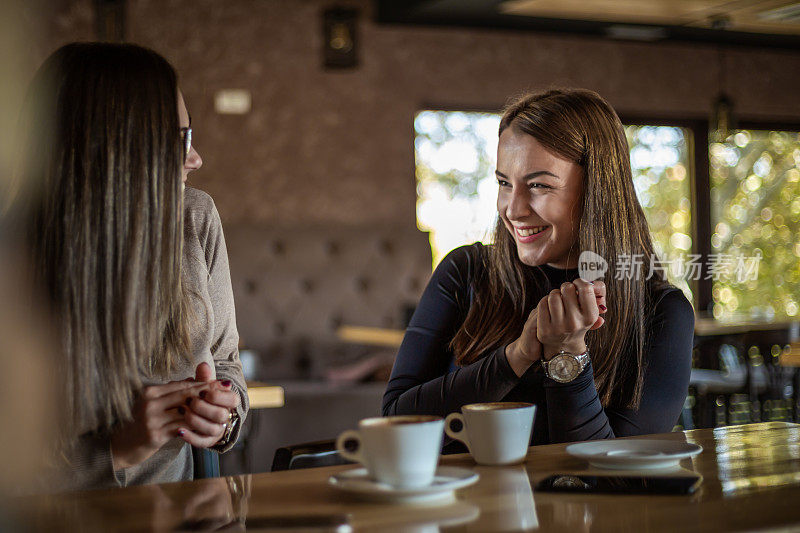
[224, 225, 432, 379]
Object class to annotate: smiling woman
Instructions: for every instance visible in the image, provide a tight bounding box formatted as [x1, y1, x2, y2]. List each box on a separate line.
[384, 88, 695, 449]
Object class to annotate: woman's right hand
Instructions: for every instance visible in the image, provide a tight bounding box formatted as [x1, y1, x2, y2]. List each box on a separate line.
[505, 280, 608, 377]
[505, 308, 541, 377]
[110, 381, 213, 470]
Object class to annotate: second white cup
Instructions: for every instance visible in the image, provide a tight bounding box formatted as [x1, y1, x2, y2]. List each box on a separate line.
[445, 402, 536, 465]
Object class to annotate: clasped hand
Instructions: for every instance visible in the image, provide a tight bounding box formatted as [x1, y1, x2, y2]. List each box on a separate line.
[506, 279, 607, 376]
[111, 363, 240, 470]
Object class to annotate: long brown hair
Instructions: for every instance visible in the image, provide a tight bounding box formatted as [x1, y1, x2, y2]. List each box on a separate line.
[10, 42, 191, 437]
[452, 88, 669, 409]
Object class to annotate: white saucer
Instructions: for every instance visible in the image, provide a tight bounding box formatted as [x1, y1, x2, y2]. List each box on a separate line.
[328, 466, 479, 504]
[566, 440, 703, 470]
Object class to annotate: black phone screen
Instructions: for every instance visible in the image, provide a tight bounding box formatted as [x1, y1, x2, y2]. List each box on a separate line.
[535, 474, 701, 495]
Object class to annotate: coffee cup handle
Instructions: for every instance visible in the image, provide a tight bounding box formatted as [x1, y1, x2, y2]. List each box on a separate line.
[336, 429, 365, 464]
[444, 412, 471, 451]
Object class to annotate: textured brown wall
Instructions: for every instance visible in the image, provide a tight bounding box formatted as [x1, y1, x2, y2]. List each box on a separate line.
[28, 0, 800, 227]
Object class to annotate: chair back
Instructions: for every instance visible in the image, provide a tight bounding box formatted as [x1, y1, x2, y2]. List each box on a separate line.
[193, 446, 220, 479]
[271, 439, 353, 471]
[225, 225, 431, 379]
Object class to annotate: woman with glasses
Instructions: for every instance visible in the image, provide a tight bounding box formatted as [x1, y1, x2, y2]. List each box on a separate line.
[10, 42, 247, 490]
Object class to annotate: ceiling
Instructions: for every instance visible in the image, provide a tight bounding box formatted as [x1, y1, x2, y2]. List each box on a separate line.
[375, 0, 800, 49]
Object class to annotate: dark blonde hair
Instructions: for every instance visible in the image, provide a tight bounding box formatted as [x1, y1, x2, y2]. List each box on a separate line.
[12, 43, 191, 436]
[452, 88, 669, 409]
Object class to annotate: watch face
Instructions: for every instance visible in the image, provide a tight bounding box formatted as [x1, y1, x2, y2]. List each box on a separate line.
[551, 354, 580, 382]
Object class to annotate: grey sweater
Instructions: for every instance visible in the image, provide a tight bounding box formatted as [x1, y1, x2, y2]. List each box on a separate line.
[51, 187, 248, 491]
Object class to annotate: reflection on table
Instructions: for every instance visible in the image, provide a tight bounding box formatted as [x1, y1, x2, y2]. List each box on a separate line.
[16, 422, 800, 532]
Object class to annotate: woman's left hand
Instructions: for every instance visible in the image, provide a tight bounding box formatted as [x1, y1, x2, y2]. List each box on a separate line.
[177, 363, 241, 448]
[537, 279, 607, 360]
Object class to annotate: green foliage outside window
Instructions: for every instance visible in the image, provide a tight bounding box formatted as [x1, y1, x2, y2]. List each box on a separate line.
[710, 130, 800, 321]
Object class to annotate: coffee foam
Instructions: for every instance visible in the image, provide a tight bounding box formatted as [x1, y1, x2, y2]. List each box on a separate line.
[462, 402, 533, 412]
[360, 415, 441, 427]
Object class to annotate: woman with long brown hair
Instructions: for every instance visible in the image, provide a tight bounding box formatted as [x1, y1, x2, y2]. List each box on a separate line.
[383, 88, 694, 446]
[10, 42, 247, 489]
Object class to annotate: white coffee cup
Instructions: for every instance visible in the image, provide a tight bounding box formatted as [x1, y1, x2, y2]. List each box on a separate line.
[336, 415, 444, 489]
[444, 402, 536, 465]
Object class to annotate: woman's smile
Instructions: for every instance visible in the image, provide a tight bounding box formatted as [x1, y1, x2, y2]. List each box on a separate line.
[514, 225, 550, 243]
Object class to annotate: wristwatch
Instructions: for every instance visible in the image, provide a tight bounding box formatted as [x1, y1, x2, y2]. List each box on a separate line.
[542, 349, 590, 383]
[216, 410, 240, 448]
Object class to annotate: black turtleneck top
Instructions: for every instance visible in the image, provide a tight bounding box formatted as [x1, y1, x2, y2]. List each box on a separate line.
[382, 243, 694, 449]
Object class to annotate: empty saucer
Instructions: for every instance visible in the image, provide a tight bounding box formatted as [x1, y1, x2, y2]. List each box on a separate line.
[566, 440, 703, 470]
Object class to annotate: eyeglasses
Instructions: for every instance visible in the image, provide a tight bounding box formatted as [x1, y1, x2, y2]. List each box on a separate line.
[180, 126, 192, 162]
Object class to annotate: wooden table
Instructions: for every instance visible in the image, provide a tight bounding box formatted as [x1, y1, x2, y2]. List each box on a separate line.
[694, 318, 799, 337]
[339, 321, 800, 344]
[16, 422, 800, 532]
[245, 380, 284, 409]
[336, 325, 405, 348]
[779, 341, 800, 367]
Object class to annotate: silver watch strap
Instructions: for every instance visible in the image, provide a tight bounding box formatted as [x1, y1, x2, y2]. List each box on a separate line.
[542, 350, 590, 380]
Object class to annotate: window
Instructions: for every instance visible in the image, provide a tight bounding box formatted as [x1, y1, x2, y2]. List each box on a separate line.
[709, 129, 800, 320]
[414, 111, 500, 265]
